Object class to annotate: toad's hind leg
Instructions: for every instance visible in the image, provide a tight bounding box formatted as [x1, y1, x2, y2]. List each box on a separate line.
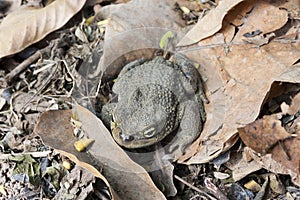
[173, 53, 208, 122]
[166, 100, 202, 160]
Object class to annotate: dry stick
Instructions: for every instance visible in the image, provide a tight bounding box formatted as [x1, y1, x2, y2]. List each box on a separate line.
[5, 45, 53, 83]
[174, 175, 217, 200]
[5, 51, 42, 83]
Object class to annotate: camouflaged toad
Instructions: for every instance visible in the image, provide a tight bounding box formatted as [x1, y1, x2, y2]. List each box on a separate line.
[103, 54, 208, 154]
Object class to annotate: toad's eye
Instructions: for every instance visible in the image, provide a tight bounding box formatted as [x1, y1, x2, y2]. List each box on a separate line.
[142, 127, 156, 138]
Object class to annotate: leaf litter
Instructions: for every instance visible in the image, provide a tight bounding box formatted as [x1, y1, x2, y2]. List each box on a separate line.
[0, 0, 299, 199]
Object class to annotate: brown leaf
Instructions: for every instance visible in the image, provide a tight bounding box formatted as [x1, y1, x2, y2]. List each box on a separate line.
[225, 149, 262, 182]
[97, 0, 185, 80]
[178, 1, 299, 164]
[34, 109, 111, 183]
[246, 148, 300, 187]
[232, 1, 288, 42]
[288, 92, 300, 116]
[34, 105, 166, 199]
[272, 139, 300, 174]
[177, 0, 246, 46]
[238, 115, 291, 153]
[0, 0, 87, 59]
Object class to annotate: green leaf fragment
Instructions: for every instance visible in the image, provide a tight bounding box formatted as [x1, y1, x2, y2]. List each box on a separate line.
[12, 154, 41, 186]
[159, 31, 174, 49]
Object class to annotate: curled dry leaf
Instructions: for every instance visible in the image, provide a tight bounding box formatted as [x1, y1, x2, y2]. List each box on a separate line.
[72, 105, 166, 199]
[177, 0, 299, 164]
[0, 0, 87, 59]
[34, 105, 165, 199]
[238, 115, 291, 154]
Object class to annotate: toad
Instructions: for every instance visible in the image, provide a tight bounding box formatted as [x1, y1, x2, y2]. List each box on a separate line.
[102, 54, 208, 155]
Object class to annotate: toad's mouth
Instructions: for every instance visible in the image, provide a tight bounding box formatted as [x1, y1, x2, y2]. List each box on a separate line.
[111, 126, 163, 148]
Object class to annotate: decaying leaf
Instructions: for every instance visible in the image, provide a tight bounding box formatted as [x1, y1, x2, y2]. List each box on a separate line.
[269, 174, 286, 195]
[271, 136, 300, 175]
[34, 105, 166, 199]
[177, 0, 299, 164]
[247, 148, 300, 187]
[53, 165, 99, 200]
[0, 0, 87, 59]
[177, 0, 246, 46]
[225, 148, 262, 182]
[232, 1, 288, 42]
[238, 115, 291, 154]
[11, 154, 41, 186]
[287, 92, 300, 115]
[96, 0, 186, 80]
[227, 66, 300, 186]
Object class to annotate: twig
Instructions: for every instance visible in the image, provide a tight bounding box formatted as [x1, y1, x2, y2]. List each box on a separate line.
[19, 61, 59, 112]
[5, 51, 42, 83]
[174, 175, 217, 200]
[5, 43, 54, 83]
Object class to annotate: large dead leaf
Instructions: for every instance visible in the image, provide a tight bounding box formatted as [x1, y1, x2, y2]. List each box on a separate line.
[0, 0, 87, 59]
[177, 0, 299, 164]
[34, 105, 166, 199]
[225, 65, 300, 186]
[96, 0, 186, 80]
[177, 0, 247, 46]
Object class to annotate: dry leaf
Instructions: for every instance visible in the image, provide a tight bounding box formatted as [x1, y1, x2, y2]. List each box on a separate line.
[288, 92, 300, 115]
[177, 0, 300, 164]
[34, 105, 166, 199]
[33, 109, 113, 194]
[225, 149, 262, 181]
[247, 148, 300, 187]
[232, 1, 288, 42]
[228, 65, 300, 185]
[96, 0, 186, 80]
[0, 0, 87, 59]
[177, 0, 246, 46]
[269, 174, 286, 195]
[271, 137, 300, 175]
[238, 115, 291, 154]
[73, 105, 166, 199]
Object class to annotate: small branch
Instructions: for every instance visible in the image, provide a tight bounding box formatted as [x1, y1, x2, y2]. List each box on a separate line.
[5, 44, 54, 83]
[174, 175, 217, 200]
[5, 51, 42, 83]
